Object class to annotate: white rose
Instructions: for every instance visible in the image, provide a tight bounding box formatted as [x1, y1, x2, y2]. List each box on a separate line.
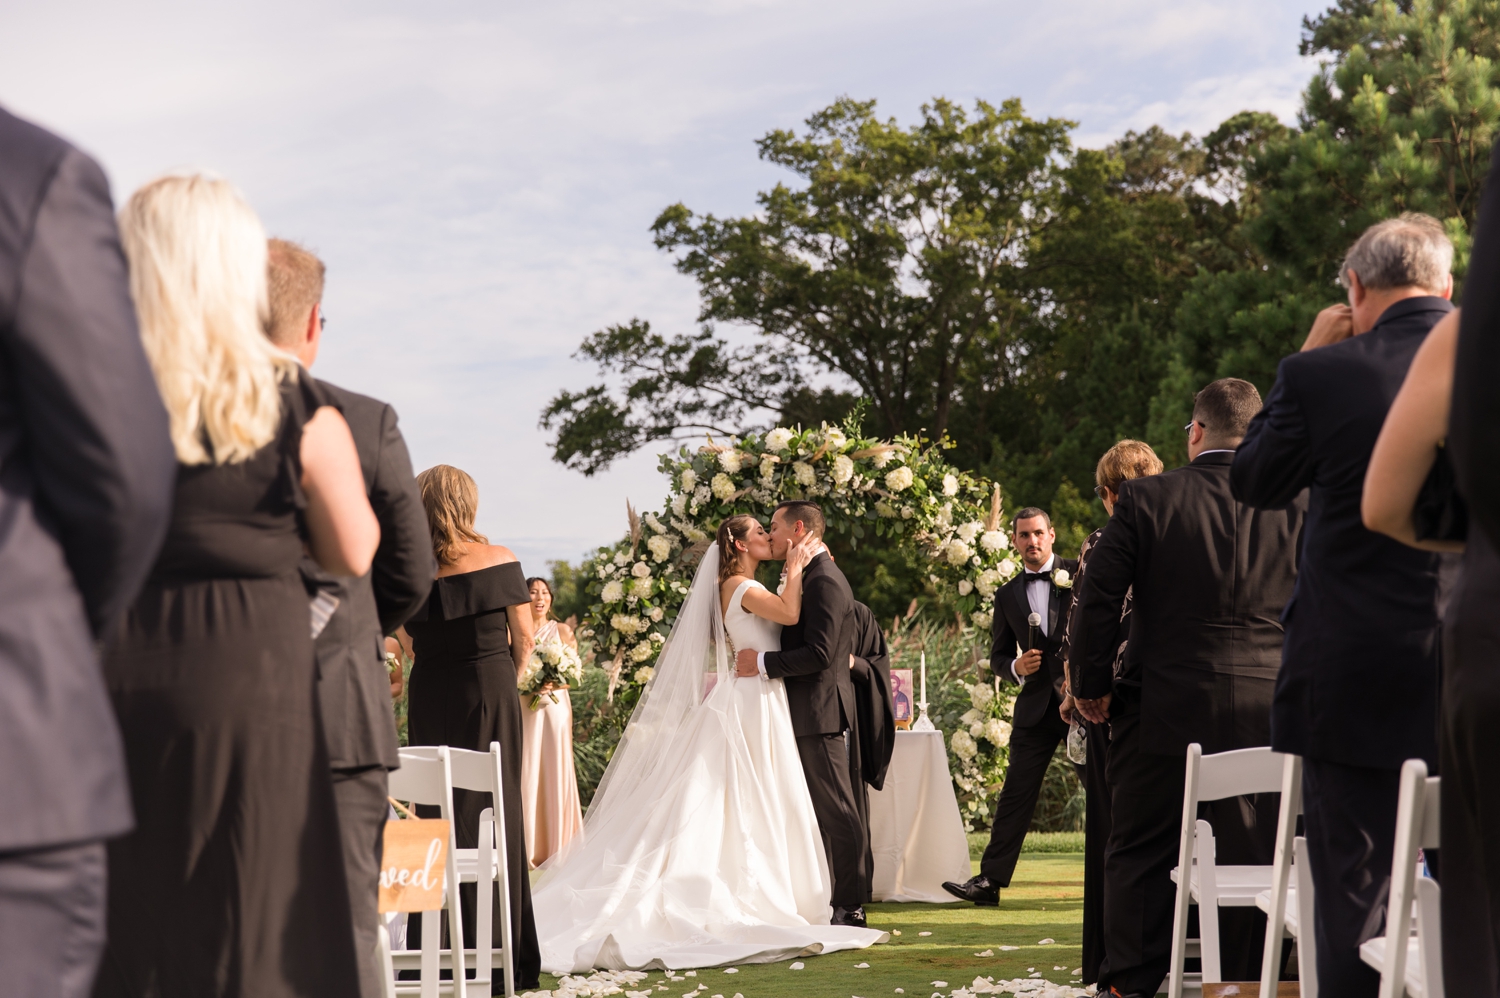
[630, 641, 655, 663]
[831, 454, 854, 485]
[631, 561, 652, 579]
[958, 579, 974, 596]
[647, 534, 672, 563]
[871, 449, 892, 469]
[793, 461, 816, 487]
[680, 468, 697, 492]
[765, 427, 794, 452]
[823, 425, 847, 450]
[971, 609, 993, 630]
[649, 606, 664, 622]
[595, 564, 610, 580]
[884, 466, 914, 492]
[901, 506, 914, 519]
[711, 472, 737, 501]
[719, 450, 742, 473]
[979, 529, 1007, 553]
[1052, 568, 1073, 589]
[874, 500, 896, 518]
[943, 473, 959, 496]
[945, 539, 972, 566]
[650, 631, 664, 644]
[951, 729, 978, 761]
[633, 665, 654, 684]
[998, 558, 1016, 577]
[671, 494, 687, 517]
[957, 520, 981, 543]
[601, 580, 625, 603]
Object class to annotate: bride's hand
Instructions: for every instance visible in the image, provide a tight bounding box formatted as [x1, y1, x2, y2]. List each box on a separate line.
[784, 535, 814, 574]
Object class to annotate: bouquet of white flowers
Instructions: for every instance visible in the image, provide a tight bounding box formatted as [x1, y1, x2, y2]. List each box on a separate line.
[521, 635, 584, 710]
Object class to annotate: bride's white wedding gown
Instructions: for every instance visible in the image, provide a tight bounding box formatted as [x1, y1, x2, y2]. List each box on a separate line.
[531, 579, 886, 972]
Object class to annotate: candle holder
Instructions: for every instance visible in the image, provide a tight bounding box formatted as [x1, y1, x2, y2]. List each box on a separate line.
[911, 650, 936, 731]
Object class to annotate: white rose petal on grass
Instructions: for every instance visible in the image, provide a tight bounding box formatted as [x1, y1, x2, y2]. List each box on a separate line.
[890, 929, 901, 936]
[855, 962, 869, 968]
[974, 949, 994, 957]
[931, 983, 948, 989]
[789, 962, 804, 970]
[1037, 937, 1055, 945]
[918, 930, 932, 937]
[1071, 969, 1083, 976]
[998, 945, 1018, 951]
[722, 968, 738, 974]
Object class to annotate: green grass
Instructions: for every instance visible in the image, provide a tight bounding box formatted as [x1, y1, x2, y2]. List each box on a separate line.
[529, 853, 1086, 997]
[969, 830, 1086, 856]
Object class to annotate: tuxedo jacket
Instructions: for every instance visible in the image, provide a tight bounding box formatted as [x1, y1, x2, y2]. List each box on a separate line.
[849, 601, 895, 791]
[1453, 139, 1500, 549]
[1073, 452, 1306, 757]
[304, 380, 436, 771]
[764, 551, 858, 737]
[989, 559, 1078, 728]
[0, 108, 177, 850]
[1232, 297, 1450, 769]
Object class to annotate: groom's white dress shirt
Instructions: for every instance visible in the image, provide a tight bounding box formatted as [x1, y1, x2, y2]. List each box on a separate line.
[1010, 553, 1056, 685]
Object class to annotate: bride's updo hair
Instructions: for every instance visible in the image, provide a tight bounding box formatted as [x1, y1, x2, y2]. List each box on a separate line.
[716, 514, 758, 585]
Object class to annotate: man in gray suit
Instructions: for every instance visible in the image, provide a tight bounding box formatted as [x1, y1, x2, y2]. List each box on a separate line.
[267, 239, 435, 996]
[0, 107, 176, 997]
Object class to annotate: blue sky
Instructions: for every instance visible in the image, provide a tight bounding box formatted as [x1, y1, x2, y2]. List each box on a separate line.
[1, 0, 1321, 573]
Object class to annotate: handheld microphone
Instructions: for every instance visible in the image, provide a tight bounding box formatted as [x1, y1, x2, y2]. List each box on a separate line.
[1027, 611, 1042, 652]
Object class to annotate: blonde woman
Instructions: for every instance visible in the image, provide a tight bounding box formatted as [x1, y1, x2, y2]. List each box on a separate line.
[400, 464, 541, 990]
[520, 577, 585, 867]
[97, 175, 377, 998]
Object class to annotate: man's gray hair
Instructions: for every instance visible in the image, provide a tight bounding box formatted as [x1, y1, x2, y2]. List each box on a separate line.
[1340, 212, 1453, 292]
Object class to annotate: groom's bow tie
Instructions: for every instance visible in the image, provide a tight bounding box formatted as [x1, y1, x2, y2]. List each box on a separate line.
[1022, 571, 1050, 583]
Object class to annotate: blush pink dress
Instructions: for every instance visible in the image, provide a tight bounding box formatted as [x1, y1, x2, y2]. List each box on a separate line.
[520, 619, 585, 867]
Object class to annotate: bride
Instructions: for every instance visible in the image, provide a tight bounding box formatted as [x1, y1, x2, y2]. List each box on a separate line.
[531, 514, 888, 972]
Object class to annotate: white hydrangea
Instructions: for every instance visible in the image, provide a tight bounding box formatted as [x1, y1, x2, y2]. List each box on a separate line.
[765, 427, 794, 452]
[951, 729, 978, 761]
[646, 534, 672, 563]
[958, 579, 974, 596]
[875, 500, 896, 518]
[610, 613, 646, 634]
[982, 717, 1012, 747]
[969, 682, 995, 712]
[831, 454, 854, 485]
[648, 606, 664, 622]
[822, 425, 847, 450]
[631, 561, 652, 579]
[975, 568, 1002, 598]
[680, 468, 697, 493]
[971, 609, 993, 630]
[960, 708, 981, 726]
[711, 472, 737, 501]
[943, 473, 959, 496]
[630, 641, 655, 663]
[629, 576, 652, 598]
[998, 558, 1017, 577]
[884, 466, 914, 492]
[956, 520, 982, 543]
[718, 450, 742, 473]
[633, 665, 654, 684]
[793, 461, 816, 487]
[969, 720, 985, 738]
[601, 580, 625, 603]
[945, 539, 973, 566]
[979, 529, 1008, 553]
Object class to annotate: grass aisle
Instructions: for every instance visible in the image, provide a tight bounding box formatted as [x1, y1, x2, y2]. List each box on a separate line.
[531, 851, 1086, 998]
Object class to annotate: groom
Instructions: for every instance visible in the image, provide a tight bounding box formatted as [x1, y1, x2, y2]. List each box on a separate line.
[734, 500, 870, 927]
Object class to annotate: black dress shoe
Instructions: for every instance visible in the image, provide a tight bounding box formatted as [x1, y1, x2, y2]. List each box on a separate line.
[831, 905, 868, 928]
[941, 874, 1000, 905]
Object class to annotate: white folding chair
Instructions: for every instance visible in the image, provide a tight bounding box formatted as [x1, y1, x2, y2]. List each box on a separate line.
[1166, 744, 1288, 998]
[396, 744, 517, 998]
[1257, 753, 1317, 998]
[386, 746, 469, 998]
[1359, 759, 1443, 998]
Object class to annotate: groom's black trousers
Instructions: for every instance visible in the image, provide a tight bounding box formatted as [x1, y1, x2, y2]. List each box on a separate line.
[795, 731, 869, 909]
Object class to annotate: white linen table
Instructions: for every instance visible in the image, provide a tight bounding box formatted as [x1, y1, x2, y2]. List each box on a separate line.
[868, 729, 971, 902]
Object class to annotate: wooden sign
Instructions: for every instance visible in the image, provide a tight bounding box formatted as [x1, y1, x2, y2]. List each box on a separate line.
[379, 818, 449, 913]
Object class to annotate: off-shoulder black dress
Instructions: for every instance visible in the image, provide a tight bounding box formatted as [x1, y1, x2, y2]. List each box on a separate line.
[405, 562, 541, 990]
[95, 374, 359, 998]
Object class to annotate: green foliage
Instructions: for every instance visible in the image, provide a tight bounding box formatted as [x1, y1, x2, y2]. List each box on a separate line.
[544, 558, 592, 626]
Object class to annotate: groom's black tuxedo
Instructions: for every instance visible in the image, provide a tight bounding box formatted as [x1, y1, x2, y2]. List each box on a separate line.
[763, 549, 867, 909]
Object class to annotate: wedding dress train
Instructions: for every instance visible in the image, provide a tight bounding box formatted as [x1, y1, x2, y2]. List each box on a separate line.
[531, 553, 886, 973]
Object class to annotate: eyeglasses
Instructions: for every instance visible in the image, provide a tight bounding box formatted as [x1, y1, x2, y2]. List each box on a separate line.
[1093, 485, 1110, 500]
[319, 312, 327, 331]
[1183, 419, 1196, 434]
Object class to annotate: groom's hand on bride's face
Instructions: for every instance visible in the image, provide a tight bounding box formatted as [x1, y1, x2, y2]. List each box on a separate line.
[735, 649, 761, 677]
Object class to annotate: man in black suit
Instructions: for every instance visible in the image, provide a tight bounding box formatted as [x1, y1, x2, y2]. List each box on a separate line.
[733, 500, 868, 926]
[1072, 379, 1306, 997]
[943, 508, 1078, 905]
[0, 107, 177, 996]
[266, 240, 436, 996]
[1231, 214, 1453, 997]
[849, 601, 895, 899]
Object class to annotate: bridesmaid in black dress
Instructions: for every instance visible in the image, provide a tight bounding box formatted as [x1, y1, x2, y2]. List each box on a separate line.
[402, 464, 540, 991]
[97, 175, 380, 996]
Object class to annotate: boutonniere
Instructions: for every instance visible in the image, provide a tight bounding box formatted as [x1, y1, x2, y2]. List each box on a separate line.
[1051, 568, 1073, 590]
